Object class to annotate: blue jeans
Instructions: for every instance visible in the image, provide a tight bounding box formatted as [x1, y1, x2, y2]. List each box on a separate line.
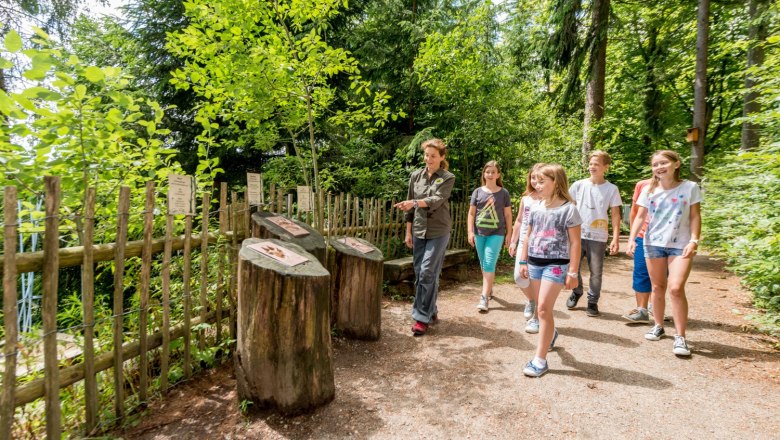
[572, 239, 607, 304]
[475, 234, 504, 273]
[412, 234, 450, 324]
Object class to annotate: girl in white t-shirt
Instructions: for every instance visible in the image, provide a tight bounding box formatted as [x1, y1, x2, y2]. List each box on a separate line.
[517, 164, 582, 377]
[627, 150, 701, 357]
[508, 164, 544, 330]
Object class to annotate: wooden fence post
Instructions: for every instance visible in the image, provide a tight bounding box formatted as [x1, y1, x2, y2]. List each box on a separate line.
[182, 212, 193, 379]
[1, 186, 18, 439]
[139, 182, 155, 402]
[113, 186, 131, 421]
[160, 212, 173, 392]
[43, 176, 61, 439]
[217, 183, 227, 347]
[82, 187, 98, 434]
[199, 192, 210, 351]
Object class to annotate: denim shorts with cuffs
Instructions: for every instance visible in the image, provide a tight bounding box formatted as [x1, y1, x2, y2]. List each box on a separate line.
[527, 263, 569, 285]
[644, 245, 684, 259]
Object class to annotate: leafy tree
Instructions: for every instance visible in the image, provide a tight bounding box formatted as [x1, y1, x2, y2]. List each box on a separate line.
[167, 0, 394, 228]
[0, 26, 184, 243]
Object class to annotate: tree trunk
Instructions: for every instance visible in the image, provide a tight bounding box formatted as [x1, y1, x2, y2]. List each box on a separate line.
[235, 238, 334, 415]
[691, 0, 710, 181]
[328, 237, 384, 340]
[251, 211, 327, 265]
[741, 0, 769, 151]
[582, 0, 610, 165]
[642, 23, 663, 148]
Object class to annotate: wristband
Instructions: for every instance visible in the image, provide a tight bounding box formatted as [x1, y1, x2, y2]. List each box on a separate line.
[509, 243, 517, 248]
[412, 199, 419, 209]
[689, 239, 699, 245]
[517, 260, 527, 265]
[567, 272, 578, 278]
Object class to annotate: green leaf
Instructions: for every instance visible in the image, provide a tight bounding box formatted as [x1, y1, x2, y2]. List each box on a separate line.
[4, 30, 23, 53]
[84, 66, 105, 83]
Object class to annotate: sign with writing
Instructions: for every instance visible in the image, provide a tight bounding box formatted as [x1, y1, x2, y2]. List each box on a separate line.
[339, 237, 375, 254]
[247, 173, 262, 206]
[247, 241, 308, 267]
[168, 174, 195, 215]
[266, 216, 310, 237]
[297, 186, 313, 212]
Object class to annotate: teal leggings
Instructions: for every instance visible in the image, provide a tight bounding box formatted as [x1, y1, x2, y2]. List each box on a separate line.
[475, 234, 504, 273]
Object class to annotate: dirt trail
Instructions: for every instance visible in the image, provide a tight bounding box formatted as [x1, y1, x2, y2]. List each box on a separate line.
[117, 251, 780, 440]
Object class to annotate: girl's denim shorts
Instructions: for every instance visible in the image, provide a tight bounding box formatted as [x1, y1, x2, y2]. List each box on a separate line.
[644, 245, 684, 259]
[528, 263, 569, 284]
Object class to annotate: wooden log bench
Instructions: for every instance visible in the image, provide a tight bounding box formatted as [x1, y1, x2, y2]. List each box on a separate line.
[383, 248, 472, 283]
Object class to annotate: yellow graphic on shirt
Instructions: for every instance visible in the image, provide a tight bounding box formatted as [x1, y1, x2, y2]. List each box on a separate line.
[476, 203, 499, 229]
[590, 219, 608, 231]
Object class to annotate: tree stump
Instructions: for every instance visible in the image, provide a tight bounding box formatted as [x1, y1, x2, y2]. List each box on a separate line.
[327, 236, 383, 340]
[235, 238, 334, 415]
[251, 212, 327, 265]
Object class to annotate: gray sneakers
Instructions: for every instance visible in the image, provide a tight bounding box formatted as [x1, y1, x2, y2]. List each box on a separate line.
[673, 335, 692, 356]
[523, 301, 536, 320]
[645, 324, 665, 341]
[623, 308, 650, 323]
[477, 295, 489, 312]
[525, 318, 539, 334]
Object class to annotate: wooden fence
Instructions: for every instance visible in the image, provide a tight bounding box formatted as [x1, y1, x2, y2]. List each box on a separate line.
[0, 177, 469, 439]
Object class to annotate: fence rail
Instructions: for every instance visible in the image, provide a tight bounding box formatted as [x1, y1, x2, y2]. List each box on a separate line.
[0, 179, 469, 438]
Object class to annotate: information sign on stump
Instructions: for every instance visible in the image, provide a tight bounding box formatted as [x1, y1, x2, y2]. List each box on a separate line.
[251, 212, 327, 265]
[328, 236, 383, 340]
[236, 238, 334, 414]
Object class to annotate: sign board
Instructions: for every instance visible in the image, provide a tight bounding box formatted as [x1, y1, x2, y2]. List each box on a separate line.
[266, 216, 310, 237]
[247, 173, 262, 206]
[339, 237, 375, 254]
[247, 241, 308, 267]
[168, 174, 195, 215]
[297, 186, 313, 212]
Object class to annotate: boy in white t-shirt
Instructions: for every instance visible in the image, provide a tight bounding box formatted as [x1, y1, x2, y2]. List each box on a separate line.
[566, 151, 623, 316]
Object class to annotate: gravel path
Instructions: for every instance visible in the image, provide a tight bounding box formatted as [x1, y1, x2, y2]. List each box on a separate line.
[118, 251, 780, 440]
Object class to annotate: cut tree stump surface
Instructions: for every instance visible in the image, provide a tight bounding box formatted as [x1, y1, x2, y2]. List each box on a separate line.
[118, 249, 780, 439]
[251, 212, 327, 264]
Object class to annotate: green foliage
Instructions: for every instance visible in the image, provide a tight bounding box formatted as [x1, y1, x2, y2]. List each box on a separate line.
[0, 26, 186, 243]
[704, 25, 780, 330]
[167, 0, 394, 192]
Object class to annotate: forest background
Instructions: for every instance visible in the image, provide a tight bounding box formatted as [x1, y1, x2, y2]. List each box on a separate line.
[1, 0, 778, 335]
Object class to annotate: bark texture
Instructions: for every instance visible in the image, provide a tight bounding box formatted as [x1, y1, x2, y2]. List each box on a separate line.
[327, 237, 384, 340]
[235, 238, 334, 415]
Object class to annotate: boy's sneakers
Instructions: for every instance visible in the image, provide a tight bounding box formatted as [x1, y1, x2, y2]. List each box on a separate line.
[522, 360, 549, 377]
[645, 324, 665, 341]
[566, 291, 583, 309]
[548, 329, 559, 352]
[623, 308, 650, 323]
[673, 335, 692, 356]
[477, 295, 489, 312]
[586, 302, 600, 317]
[523, 301, 536, 320]
[525, 318, 539, 334]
